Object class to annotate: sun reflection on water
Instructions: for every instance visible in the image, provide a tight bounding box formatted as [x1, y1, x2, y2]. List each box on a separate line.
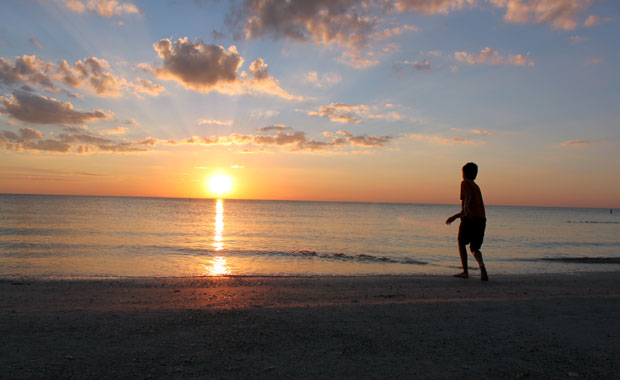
[212, 199, 224, 251]
[206, 199, 231, 276]
[206, 256, 231, 276]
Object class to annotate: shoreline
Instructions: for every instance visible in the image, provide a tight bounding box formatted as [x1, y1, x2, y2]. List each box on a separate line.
[2, 272, 619, 379]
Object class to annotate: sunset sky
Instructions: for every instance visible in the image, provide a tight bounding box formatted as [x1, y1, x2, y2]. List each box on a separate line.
[1, 0, 619, 207]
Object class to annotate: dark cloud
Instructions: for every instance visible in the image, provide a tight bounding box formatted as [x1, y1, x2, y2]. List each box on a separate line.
[0, 91, 111, 124]
[227, 0, 377, 51]
[257, 125, 290, 132]
[153, 38, 241, 90]
[0, 127, 69, 152]
[24, 139, 71, 152]
[0, 126, 152, 154]
[149, 37, 300, 99]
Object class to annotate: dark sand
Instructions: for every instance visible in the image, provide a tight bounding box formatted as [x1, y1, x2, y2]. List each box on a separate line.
[1, 272, 619, 379]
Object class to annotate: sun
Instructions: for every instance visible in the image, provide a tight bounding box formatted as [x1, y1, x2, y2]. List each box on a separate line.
[206, 174, 233, 197]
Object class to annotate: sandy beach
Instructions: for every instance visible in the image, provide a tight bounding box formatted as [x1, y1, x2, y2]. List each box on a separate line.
[1, 272, 619, 379]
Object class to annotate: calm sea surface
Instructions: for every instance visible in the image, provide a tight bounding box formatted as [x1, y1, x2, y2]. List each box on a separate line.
[0, 194, 619, 279]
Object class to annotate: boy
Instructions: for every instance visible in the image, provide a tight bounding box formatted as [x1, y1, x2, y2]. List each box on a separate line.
[445, 162, 488, 281]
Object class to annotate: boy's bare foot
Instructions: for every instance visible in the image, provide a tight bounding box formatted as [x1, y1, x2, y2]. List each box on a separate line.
[453, 272, 469, 278]
[480, 266, 489, 281]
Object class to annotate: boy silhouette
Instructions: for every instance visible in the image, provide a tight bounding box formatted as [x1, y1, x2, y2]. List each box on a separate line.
[446, 162, 489, 281]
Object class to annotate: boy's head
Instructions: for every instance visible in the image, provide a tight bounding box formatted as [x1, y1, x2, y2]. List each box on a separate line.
[462, 162, 478, 180]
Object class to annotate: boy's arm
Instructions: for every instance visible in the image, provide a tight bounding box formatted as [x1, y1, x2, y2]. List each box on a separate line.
[445, 212, 461, 225]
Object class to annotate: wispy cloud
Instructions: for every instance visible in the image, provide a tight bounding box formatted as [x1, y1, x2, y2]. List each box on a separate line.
[175, 127, 392, 152]
[471, 129, 494, 135]
[454, 47, 534, 66]
[403, 59, 434, 71]
[585, 57, 604, 65]
[568, 35, 588, 44]
[28, 38, 43, 49]
[410, 133, 479, 145]
[64, 0, 140, 18]
[560, 140, 592, 147]
[488, 0, 592, 31]
[583, 14, 614, 28]
[197, 119, 233, 127]
[308, 103, 369, 123]
[308, 102, 403, 123]
[304, 71, 342, 88]
[392, 0, 475, 14]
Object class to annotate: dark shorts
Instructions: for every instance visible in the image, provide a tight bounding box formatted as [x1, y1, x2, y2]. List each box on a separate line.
[458, 216, 486, 251]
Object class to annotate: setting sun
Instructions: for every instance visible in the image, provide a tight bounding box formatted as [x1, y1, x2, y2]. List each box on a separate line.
[207, 175, 233, 197]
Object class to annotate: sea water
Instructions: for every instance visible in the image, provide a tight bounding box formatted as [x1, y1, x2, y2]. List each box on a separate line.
[0, 194, 618, 278]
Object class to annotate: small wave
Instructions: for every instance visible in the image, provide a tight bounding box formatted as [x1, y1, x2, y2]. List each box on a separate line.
[540, 257, 620, 264]
[566, 221, 620, 224]
[291, 249, 427, 265]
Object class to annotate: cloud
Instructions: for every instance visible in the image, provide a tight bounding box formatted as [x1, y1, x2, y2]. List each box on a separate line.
[471, 129, 494, 135]
[0, 55, 57, 91]
[250, 109, 279, 119]
[2, 55, 128, 97]
[101, 126, 127, 135]
[150, 38, 300, 100]
[308, 103, 369, 123]
[568, 35, 588, 43]
[304, 71, 342, 88]
[410, 133, 478, 145]
[228, 0, 378, 52]
[308, 102, 402, 123]
[257, 125, 290, 132]
[65, 0, 86, 13]
[65, 0, 140, 18]
[176, 127, 392, 152]
[337, 50, 381, 68]
[0, 127, 69, 152]
[488, 0, 592, 31]
[403, 59, 434, 71]
[582, 14, 614, 28]
[560, 140, 591, 147]
[0, 126, 152, 154]
[392, 0, 475, 14]
[57, 57, 124, 96]
[0, 91, 111, 124]
[131, 78, 164, 97]
[28, 39, 43, 49]
[370, 24, 419, 40]
[197, 119, 233, 127]
[454, 47, 534, 66]
[586, 57, 604, 65]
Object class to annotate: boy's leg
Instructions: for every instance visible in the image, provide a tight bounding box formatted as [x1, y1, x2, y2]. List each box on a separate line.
[454, 243, 469, 278]
[471, 249, 488, 281]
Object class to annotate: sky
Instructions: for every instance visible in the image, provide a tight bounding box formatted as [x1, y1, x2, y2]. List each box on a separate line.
[0, 0, 619, 208]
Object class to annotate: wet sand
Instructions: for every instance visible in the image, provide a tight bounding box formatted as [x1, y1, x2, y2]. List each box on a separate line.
[1, 272, 619, 379]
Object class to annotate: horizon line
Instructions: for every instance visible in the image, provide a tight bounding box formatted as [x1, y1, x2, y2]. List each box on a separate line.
[1, 192, 617, 210]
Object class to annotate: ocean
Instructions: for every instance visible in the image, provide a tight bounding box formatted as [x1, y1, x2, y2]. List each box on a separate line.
[0, 194, 618, 279]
